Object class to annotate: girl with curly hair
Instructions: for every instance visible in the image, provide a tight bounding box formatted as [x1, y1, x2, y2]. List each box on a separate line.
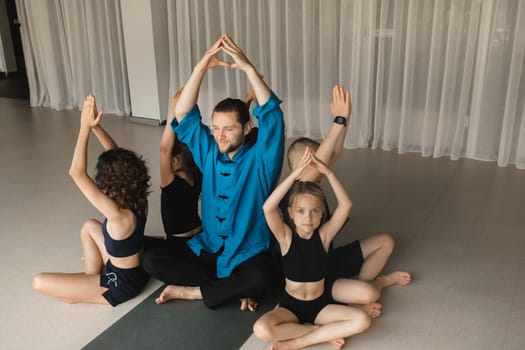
[32, 95, 151, 306]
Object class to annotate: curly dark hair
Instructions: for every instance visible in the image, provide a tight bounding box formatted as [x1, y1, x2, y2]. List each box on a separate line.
[95, 148, 151, 216]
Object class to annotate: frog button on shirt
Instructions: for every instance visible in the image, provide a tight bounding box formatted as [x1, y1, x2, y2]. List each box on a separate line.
[213, 152, 238, 235]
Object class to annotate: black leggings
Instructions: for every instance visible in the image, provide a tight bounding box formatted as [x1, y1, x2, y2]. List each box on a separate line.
[143, 236, 275, 309]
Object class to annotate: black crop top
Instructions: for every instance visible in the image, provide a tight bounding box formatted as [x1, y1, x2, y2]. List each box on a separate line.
[160, 174, 202, 235]
[102, 210, 146, 257]
[282, 229, 328, 282]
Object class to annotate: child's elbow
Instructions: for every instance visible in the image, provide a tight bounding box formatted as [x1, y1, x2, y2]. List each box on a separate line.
[68, 167, 78, 179]
[343, 201, 352, 215]
[68, 167, 83, 182]
[160, 143, 171, 155]
[262, 202, 276, 217]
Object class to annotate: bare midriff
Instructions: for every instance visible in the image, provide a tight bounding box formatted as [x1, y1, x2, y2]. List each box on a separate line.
[285, 278, 325, 301]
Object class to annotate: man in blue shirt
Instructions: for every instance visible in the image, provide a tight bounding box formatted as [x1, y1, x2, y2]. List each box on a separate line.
[151, 34, 284, 310]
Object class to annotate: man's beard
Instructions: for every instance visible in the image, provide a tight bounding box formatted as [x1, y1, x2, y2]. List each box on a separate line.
[220, 141, 243, 155]
[217, 136, 244, 155]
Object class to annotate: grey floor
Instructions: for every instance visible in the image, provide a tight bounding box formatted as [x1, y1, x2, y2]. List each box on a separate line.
[1, 96, 525, 350]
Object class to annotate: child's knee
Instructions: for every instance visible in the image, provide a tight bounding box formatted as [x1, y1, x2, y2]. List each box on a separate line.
[362, 284, 380, 303]
[253, 318, 274, 341]
[379, 233, 395, 254]
[359, 314, 372, 333]
[32, 273, 46, 292]
[80, 219, 99, 240]
[354, 310, 372, 333]
[353, 282, 380, 303]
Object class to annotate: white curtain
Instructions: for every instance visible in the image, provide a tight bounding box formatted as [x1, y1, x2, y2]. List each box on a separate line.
[0, 0, 8, 73]
[167, 0, 525, 169]
[14, 0, 525, 168]
[0, 34, 6, 73]
[15, 0, 130, 115]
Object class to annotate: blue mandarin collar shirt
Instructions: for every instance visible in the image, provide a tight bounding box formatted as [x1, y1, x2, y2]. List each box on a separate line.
[171, 92, 285, 278]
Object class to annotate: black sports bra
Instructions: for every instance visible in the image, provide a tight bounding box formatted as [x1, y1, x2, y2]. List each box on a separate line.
[281, 229, 328, 282]
[102, 211, 146, 257]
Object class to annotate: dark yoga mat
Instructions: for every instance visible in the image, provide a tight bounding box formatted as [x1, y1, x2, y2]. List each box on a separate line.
[83, 285, 278, 350]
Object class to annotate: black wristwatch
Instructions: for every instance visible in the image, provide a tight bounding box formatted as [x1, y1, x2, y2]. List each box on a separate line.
[333, 116, 347, 126]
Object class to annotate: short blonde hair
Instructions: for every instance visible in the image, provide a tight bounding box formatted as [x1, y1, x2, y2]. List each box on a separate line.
[287, 137, 320, 170]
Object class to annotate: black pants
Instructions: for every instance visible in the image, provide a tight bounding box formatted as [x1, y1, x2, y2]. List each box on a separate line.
[143, 236, 276, 309]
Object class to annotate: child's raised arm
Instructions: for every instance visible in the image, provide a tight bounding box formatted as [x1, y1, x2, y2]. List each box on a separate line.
[318, 85, 351, 165]
[69, 96, 121, 221]
[312, 156, 352, 245]
[300, 85, 351, 182]
[263, 148, 313, 244]
[160, 87, 183, 187]
[326, 84, 351, 165]
[92, 124, 117, 151]
[90, 96, 117, 151]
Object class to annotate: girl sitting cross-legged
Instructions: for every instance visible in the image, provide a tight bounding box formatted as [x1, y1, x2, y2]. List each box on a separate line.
[32, 95, 151, 306]
[253, 147, 370, 350]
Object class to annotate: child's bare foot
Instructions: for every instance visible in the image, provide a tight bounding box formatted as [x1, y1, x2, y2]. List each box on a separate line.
[270, 341, 292, 350]
[329, 338, 346, 349]
[240, 297, 258, 312]
[155, 285, 202, 304]
[270, 341, 282, 350]
[356, 302, 382, 318]
[374, 271, 411, 289]
[271, 337, 344, 350]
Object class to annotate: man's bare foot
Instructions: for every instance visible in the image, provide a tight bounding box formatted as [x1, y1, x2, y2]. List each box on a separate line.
[355, 302, 382, 318]
[329, 338, 346, 350]
[240, 297, 258, 312]
[155, 285, 202, 304]
[374, 271, 411, 289]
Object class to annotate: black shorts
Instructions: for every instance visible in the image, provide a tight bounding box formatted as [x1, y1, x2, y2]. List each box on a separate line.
[279, 290, 329, 324]
[100, 260, 150, 307]
[325, 240, 364, 302]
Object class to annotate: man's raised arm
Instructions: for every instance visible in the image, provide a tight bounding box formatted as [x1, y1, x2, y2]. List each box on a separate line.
[221, 34, 270, 105]
[174, 37, 231, 122]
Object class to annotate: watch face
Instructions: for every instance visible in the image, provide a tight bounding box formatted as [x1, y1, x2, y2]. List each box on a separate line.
[334, 116, 346, 126]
